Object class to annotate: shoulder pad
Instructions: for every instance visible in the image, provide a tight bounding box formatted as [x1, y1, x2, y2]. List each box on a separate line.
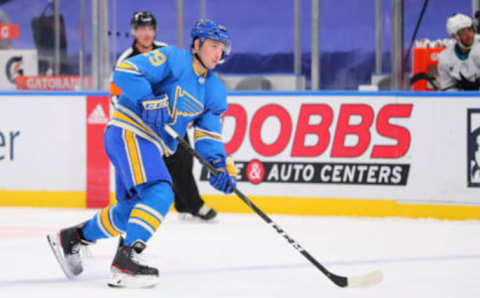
[205, 74, 228, 113]
[161, 46, 189, 79]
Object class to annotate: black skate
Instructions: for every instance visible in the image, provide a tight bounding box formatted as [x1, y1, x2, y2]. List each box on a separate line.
[179, 204, 218, 222]
[108, 237, 159, 288]
[193, 204, 217, 221]
[46, 222, 94, 279]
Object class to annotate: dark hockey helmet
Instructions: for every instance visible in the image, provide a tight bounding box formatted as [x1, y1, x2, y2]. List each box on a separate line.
[130, 11, 157, 34]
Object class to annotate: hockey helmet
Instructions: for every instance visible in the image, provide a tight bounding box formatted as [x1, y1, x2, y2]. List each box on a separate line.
[190, 18, 231, 61]
[447, 13, 474, 36]
[131, 11, 157, 35]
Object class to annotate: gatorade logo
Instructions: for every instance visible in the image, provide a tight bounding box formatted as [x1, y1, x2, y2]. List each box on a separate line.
[88, 104, 109, 124]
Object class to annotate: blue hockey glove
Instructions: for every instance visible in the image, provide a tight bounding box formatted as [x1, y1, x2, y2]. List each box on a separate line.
[209, 157, 238, 194]
[140, 94, 170, 129]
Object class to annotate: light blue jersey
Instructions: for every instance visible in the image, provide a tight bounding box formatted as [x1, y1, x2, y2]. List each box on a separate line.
[53, 20, 235, 283]
[112, 46, 227, 162]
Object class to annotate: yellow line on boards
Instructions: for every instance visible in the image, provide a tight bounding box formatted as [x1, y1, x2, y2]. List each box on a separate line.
[201, 195, 480, 220]
[0, 191, 86, 208]
[2, 190, 480, 220]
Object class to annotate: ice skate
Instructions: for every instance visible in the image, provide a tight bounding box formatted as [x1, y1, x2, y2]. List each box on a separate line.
[46, 222, 94, 279]
[108, 237, 159, 288]
[193, 204, 217, 220]
[178, 204, 217, 222]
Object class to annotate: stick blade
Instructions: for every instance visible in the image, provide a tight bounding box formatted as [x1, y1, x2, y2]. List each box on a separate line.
[346, 270, 383, 288]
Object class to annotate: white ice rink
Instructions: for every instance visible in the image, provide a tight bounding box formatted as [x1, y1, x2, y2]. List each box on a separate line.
[1, 207, 480, 298]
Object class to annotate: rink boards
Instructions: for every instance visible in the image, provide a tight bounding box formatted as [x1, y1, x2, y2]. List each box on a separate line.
[1, 91, 480, 219]
[0, 92, 110, 208]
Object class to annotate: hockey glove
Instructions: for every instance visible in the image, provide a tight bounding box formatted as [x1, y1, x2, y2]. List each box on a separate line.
[458, 73, 480, 90]
[140, 94, 170, 129]
[209, 157, 237, 194]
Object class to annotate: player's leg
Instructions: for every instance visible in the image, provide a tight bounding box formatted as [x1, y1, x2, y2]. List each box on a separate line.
[106, 128, 173, 288]
[166, 133, 217, 220]
[109, 181, 173, 288]
[46, 191, 134, 279]
[47, 127, 137, 279]
[46, 221, 95, 279]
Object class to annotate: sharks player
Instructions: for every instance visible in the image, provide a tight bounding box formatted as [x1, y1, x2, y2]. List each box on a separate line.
[47, 19, 237, 288]
[438, 13, 480, 90]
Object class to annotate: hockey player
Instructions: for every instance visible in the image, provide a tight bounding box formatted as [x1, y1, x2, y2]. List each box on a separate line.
[438, 13, 480, 90]
[111, 11, 218, 221]
[47, 18, 237, 288]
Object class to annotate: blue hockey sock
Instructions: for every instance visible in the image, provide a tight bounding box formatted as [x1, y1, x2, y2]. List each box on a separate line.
[82, 197, 139, 242]
[124, 181, 174, 246]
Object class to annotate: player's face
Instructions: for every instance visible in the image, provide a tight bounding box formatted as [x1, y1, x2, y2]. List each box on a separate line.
[457, 27, 475, 47]
[135, 25, 155, 49]
[198, 39, 225, 69]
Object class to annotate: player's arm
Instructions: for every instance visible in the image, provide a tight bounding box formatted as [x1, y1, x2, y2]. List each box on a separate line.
[109, 48, 134, 98]
[193, 79, 228, 163]
[193, 82, 237, 193]
[437, 56, 458, 91]
[113, 48, 172, 102]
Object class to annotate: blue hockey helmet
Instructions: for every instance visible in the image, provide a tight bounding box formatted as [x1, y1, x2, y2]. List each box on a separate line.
[190, 18, 231, 61]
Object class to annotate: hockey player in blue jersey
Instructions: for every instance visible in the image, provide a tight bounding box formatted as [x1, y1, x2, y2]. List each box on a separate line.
[47, 18, 237, 288]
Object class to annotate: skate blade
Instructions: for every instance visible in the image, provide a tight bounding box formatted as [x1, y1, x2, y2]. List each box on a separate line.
[108, 268, 159, 289]
[47, 233, 78, 279]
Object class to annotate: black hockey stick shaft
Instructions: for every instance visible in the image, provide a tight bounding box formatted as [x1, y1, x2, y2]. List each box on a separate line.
[164, 126, 349, 287]
[410, 72, 458, 91]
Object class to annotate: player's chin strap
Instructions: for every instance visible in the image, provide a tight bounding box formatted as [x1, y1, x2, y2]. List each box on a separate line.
[194, 53, 208, 70]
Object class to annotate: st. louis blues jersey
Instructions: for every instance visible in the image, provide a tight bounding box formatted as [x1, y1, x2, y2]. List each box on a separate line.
[111, 46, 227, 163]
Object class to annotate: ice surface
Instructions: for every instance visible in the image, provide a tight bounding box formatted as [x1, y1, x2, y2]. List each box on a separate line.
[1, 207, 480, 298]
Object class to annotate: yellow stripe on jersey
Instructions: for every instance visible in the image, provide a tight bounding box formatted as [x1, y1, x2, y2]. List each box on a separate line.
[110, 105, 173, 157]
[112, 110, 152, 136]
[115, 61, 140, 75]
[100, 206, 121, 237]
[123, 130, 146, 185]
[130, 209, 161, 230]
[194, 130, 222, 142]
[116, 62, 135, 70]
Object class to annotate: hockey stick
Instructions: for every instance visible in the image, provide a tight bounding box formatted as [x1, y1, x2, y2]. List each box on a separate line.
[410, 72, 458, 91]
[164, 125, 383, 288]
[410, 72, 440, 90]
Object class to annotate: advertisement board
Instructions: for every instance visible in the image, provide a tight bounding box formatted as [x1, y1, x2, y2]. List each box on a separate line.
[0, 92, 110, 207]
[194, 93, 480, 207]
[2, 91, 480, 219]
[0, 50, 38, 90]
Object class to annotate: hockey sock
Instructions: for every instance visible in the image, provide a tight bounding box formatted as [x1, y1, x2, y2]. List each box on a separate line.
[82, 197, 140, 242]
[124, 181, 173, 246]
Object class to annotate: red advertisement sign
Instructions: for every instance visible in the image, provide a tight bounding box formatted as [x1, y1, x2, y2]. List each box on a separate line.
[15, 75, 92, 91]
[86, 96, 110, 208]
[0, 24, 19, 40]
[224, 103, 413, 159]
